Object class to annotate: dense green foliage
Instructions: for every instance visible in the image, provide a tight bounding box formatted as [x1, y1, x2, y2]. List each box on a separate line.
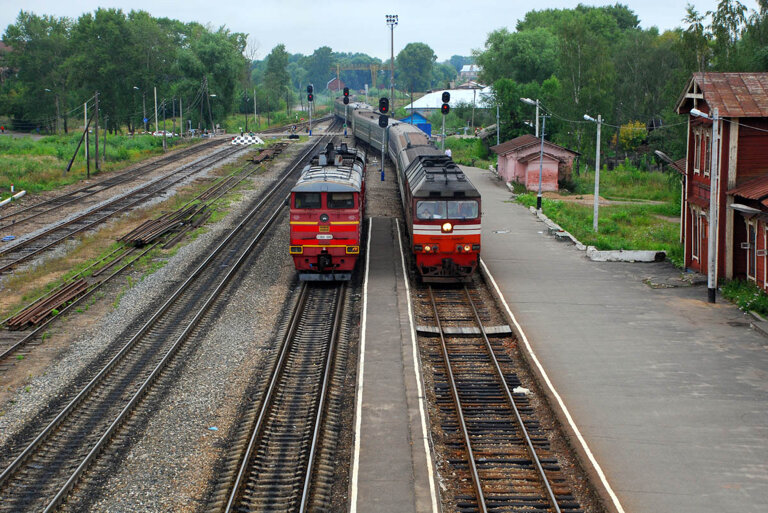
[1, 9, 247, 133]
[475, 1, 768, 165]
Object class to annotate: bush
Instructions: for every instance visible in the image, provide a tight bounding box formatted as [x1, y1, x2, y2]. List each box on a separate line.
[722, 279, 768, 316]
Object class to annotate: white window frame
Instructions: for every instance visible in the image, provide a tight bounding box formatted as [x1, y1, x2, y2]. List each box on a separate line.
[703, 131, 711, 178]
[691, 207, 700, 261]
[693, 131, 701, 175]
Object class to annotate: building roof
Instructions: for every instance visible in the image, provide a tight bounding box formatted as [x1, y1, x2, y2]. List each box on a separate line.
[460, 64, 481, 73]
[398, 112, 429, 124]
[671, 157, 686, 175]
[727, 175, 768, 200]
[676, 72, 768, 118]
[406, 87, 491, 110]
[490, 134, 579, 157]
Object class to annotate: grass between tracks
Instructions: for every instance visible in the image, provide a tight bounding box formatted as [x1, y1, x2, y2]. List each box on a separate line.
[0, 133, 197, 200]
[514, 163, 684, 266]
[0, 151, 258, 320]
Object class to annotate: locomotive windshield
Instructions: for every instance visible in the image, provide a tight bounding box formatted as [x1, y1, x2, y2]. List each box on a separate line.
[328, 192, 355, 209]
[416, 200, 478, 220]
[294, 192, 321, 209]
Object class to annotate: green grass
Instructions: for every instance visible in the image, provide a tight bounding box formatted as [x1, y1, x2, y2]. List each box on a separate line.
[0, 133, 193, 199]
[444, 137, 495, 169]
[722, 279, 768, 316]
[572, 162, 682, 203]
[517, 192, 683, 266]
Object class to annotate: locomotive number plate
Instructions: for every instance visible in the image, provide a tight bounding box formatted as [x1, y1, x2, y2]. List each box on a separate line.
[316, 234, 333, 240]
[319, 225, 330, 232]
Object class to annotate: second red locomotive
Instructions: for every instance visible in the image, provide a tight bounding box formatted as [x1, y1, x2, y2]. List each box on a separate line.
[289, 142, 366, 281]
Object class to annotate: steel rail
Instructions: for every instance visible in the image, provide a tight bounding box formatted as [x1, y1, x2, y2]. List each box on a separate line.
[463, 285, 562, 513]
[223, 282, 310, 513]
[299, 282, 346, 513]
[42, 190, 291, 513]
[0, 146, 243, 273]
[0, 132, 334, 502]
[0, 139, 225, 228]
[427, 285, 488, 513]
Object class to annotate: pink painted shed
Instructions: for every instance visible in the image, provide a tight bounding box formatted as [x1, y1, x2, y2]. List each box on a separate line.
[491, 134, 578, 192]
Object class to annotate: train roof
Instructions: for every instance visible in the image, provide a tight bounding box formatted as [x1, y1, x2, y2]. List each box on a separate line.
[404, 154, 480, 198]
[292, 144, 365, 193]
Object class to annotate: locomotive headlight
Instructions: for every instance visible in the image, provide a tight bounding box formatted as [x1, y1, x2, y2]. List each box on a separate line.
[320, 213, 329, 223]
[464, 244, 471, 252]
[441, 222, 453, 233]
[424, 245, 431, 252]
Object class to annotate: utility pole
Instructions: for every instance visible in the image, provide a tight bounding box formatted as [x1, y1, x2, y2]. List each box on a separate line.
[593, 115, 602, 232]
[163, 101, 167, 151]
[103, 115, 107, 160]
[253, 87, 258, 129]
[154, 86, 159, 134]
[84, 101, 90, 178]
[180, 98, 183, 138]
[535, 101, 540, 137]
[172, 99, 177, 139]
[386, 15, 398, 117]
[143, 92, 147, 132]
[707, 107, 720, 303]
[55, 94, 60, 135]
[536, 115, 547, 211]
[94, 91, 100, 172]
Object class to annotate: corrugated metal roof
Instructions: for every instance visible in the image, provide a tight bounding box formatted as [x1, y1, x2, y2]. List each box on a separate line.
[727, 175, 768, 200]
[677, 73, 768, 117]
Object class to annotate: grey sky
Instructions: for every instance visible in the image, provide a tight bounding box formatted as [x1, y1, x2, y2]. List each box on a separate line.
[0, 0, 760, 61]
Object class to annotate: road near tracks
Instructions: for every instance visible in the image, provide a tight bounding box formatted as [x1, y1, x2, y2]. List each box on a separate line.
[0, 132, 335, 512]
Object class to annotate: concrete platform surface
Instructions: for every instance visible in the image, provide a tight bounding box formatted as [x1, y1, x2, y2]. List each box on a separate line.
[349, 217, 437, 513]
[462, 166, 768, 513]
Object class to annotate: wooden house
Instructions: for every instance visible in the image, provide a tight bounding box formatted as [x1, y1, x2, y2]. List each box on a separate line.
[676, 72, 768, 288]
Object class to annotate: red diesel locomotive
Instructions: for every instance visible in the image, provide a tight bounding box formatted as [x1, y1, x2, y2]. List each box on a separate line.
[289, 142, 366, 281]
[337, 98, 481, 282]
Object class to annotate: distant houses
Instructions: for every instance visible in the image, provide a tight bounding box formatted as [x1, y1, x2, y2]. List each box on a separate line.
[676, 72, 768, 289]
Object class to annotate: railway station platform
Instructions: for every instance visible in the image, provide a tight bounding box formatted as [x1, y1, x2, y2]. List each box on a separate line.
[461, 165, 768, 513]
[350, 217, 438, 513]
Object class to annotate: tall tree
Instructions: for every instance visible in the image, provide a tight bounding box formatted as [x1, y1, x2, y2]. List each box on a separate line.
[395, 42, 436, 93]
[3, 11, 72, 131]
[263, 44, 290, 119]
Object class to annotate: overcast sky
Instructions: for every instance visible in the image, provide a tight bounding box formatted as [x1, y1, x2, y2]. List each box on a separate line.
[0, 0, 761, 61]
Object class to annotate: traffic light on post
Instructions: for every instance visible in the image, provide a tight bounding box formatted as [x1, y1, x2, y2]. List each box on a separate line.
[343, 87, 349, 97]
[442, 91, 450, 104]
[308, 93, 314, 102]
[441, 103, 450, 115]
[307, 85, 313, 94]
[379, 97, 389, 115]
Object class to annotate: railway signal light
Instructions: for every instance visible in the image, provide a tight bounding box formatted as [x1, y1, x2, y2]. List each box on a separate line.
[343, 87, 349, 97]
[343, 96, 349, 105]
[308, 93, 314, 102]
[379, 114, 388, 128]
[441, 103, 450, 115]
[379, 97, 389, 115]
[442, 91, 450, 103]
[307, 85, 313, 94]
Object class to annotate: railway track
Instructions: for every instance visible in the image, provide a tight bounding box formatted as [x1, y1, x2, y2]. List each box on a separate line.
[0, 144, 292, 364]
[419, 285, 583, 513]
[0, 144, 244, 274]
[216, 281, 348, 512]
[0, 130, 337, 512]
[0, 138, 226, 231]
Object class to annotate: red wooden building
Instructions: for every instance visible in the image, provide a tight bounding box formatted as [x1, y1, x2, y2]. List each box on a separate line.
[676, 72, 768, 289]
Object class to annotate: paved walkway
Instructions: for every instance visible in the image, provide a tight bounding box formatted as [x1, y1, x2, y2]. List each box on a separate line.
[462, 166, 768, 513]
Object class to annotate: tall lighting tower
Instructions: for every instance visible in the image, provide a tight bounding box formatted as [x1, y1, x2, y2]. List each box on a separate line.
[386, 14, 398, 117]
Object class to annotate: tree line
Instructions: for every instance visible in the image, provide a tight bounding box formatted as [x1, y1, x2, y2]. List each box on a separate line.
[475, 1, 768, 166]
[0, 9, 247, 133]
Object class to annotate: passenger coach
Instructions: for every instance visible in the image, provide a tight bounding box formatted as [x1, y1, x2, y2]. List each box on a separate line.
[289, 143, 365, 281]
